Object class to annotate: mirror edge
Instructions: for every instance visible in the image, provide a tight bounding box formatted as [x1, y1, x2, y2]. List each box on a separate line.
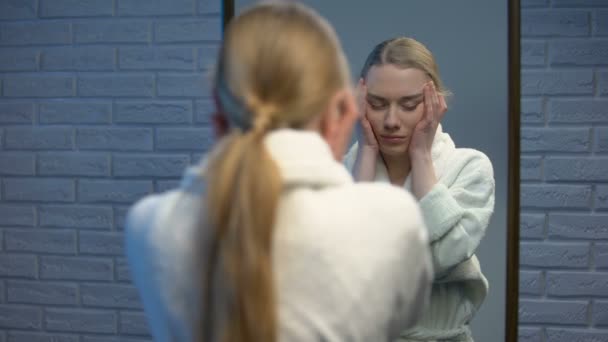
[506, 0, 521, 341]
[222, 0, 234, 33]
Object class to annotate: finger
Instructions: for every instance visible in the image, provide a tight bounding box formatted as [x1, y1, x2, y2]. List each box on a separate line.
[362, 84, 370, 119]
[424, 83, 434, 124]
[361, 114, 371, 128]
[431, 83, 443, 125]
[431, 82, 440, 121]
[430, 83, 439, 126]
[439, 94, 448, 120]
[356, 79, 366, 118]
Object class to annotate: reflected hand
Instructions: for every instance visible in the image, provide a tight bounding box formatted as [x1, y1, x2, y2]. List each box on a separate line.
[408, 81, 447, 158]
[356, 78, 378, 151]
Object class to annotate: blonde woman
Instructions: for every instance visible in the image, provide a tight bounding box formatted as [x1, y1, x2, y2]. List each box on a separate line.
[343, 37, 495, 342]
[125, 4, 433, 342]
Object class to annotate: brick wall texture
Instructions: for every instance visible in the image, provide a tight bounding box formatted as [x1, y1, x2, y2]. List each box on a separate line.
[1, 0, 607, 341]
[0, 0, 221, 340]
[520, 0, 608, 341]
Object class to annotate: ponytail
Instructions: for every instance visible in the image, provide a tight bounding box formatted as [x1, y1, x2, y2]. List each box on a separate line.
[200, 117, 282, 342]
[198, 2, 351, 340]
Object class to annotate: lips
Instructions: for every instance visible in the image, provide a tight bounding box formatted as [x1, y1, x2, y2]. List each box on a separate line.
[379, 135, 406, 144]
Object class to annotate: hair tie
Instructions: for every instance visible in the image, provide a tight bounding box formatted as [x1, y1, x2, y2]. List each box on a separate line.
[252, 113, 272, 134]
[215, 75, 252, 131]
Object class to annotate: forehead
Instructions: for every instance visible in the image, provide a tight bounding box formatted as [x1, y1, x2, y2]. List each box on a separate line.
[366, 65, 428, 99]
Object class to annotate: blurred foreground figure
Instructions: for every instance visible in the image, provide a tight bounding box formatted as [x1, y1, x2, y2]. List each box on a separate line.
[125, 2, 433, 341]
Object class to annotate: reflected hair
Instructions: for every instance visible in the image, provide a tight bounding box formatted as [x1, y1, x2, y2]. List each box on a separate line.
[360, 37, 451, 97]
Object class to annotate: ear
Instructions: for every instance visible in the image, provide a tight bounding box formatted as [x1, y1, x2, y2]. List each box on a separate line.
[320, 89, 358, 160]
[212, 112, 229, 139]
[212, 89, 230, 139]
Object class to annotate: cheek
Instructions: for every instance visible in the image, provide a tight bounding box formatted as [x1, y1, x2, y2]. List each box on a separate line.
[396, 109, 423, 130]
[408, 106, 425, 126]
[413, 106, 425, 122]
[366, 109, 385, 130]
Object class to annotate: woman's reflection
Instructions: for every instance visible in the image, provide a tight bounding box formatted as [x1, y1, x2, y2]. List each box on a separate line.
[343, 37, 496, 342]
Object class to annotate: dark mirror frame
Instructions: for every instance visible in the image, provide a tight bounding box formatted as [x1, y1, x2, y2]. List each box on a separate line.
[221, 1, 521, 341]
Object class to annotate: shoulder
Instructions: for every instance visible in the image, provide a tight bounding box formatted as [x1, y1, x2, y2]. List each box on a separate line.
[364, 183, 428, 244]
[348, 182, 420, 217]
[278, 182, 430, 276]
[322, 182, 428, 244]
[465, 147, 493, 169]
[452, 147, 493, 170]
[445, 147, 495, 185]
[124, 193, 167, 265]
[124, 189, 187, 255]
[309, 181, 419, 214]
[125, 193, 165, 237]
[124, 192, 192, 341]
[281, 181, 425, 235]
[125, 187, 205, 250]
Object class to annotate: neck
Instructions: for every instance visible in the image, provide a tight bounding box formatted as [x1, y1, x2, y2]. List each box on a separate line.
[381, 152, 411, 186]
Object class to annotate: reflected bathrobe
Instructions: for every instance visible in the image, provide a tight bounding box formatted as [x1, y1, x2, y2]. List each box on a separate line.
[343, 124, 495, 342]
[125, 129, 434, 342]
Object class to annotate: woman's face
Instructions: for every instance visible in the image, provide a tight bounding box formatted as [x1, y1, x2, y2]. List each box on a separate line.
[365, 64, 428, 157]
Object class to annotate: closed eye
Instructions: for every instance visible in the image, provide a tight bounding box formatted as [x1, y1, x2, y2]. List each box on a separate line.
[367, 98, 387, 110]
[400, 100, 422, 112]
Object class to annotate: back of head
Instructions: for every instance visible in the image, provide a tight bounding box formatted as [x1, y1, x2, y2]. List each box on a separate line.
[199, 2, 351, 342]
[216, 0, 351, 131]
[360, 37, 450, 97]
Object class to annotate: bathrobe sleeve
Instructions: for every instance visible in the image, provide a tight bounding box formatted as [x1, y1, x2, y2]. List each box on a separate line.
[418, 152, 495, 277]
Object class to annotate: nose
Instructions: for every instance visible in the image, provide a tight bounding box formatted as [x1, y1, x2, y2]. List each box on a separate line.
[383, 105, 400, 131]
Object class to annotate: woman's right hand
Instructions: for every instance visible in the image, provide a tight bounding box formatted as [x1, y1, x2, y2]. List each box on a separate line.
[352, 79, 379, 182]
[356, 78, 379, 151]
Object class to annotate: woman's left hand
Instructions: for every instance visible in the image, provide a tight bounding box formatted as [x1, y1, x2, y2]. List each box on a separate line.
[408, 81, 447, 159]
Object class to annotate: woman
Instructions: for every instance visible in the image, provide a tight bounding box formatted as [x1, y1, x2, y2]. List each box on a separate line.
[343, 37, 495, 341]
[125, 3, 433, 342]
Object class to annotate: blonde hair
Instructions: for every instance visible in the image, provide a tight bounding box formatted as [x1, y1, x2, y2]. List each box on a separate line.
[360, 37, 451, 97]
[199, 2, 350, 342]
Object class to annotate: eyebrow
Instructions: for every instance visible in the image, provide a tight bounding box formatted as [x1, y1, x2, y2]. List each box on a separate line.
[367, 92, 424, 102]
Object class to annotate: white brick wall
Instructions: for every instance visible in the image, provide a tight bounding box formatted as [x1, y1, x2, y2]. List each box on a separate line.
[519, 0, 608, 340]
[0, 0, 221, 340]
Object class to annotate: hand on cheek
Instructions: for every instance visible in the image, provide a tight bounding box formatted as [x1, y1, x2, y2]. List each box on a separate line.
[356, 79, 379, 150]
[408, 81, 447, 159]
[409, 82, 446, 199]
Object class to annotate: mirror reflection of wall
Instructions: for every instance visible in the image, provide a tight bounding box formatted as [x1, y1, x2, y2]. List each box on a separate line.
[235, 0, 508, 341]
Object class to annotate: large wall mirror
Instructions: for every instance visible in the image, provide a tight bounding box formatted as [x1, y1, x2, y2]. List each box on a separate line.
[224, 1, 520, 341]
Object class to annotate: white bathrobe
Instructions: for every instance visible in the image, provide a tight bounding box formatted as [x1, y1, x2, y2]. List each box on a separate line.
[125, 129, 434, 342]
[343, 124, 495, 341]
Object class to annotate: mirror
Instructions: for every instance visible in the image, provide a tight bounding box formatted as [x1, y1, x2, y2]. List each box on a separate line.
[227, 0, 519, 341]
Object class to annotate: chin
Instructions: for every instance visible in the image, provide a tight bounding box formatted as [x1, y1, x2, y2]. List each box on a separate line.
[379, 144, 409, 157]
